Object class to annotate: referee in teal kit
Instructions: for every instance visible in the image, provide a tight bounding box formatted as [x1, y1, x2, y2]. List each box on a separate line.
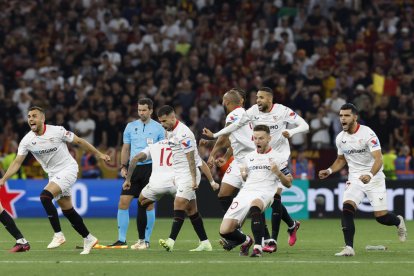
[109, 98, 164, 249]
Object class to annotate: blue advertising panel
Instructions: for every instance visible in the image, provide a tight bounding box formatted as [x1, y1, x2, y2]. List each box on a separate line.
[0, 179, 133, 218]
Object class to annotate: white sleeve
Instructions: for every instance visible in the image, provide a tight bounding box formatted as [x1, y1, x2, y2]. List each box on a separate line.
[284, 110, 309, 137]
[213, 111, 251, 138]
[60, 127, 75, 143]
[17, 138, 29, 156]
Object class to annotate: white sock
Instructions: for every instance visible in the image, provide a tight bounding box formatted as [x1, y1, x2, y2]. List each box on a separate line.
[16, 238, 27, 244]
[55, 231, 64, 236]
[86, 234, 93, 240]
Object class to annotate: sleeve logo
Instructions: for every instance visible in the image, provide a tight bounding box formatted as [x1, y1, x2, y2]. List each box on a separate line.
[182, 140, 191, 148]
[371, 139, 379, 147]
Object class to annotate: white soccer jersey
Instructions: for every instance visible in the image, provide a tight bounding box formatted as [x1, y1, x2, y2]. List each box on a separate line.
[225, 107, 255, 163]
[141, 139, 174, 186]
[17, 125, 78, 176]
[336, 124, 385, 179]
[246, 104, 302, 158]
[242, 148, 290, 193]
[166, 120, 202, 174]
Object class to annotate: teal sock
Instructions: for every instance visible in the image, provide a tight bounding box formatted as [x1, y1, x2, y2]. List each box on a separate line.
[118, 209, 129, 242]
[145, 209, 156, 243]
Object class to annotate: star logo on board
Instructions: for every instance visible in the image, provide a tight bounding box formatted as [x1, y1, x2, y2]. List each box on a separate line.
[0, 182, 25, 218]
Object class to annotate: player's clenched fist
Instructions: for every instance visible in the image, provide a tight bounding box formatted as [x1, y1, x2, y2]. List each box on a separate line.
[122, 180, 131, 190]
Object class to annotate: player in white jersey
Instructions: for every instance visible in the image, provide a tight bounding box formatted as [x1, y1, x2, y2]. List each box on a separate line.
[203, 89, 255, 212]
[122, 139, 218, 250]
[319, 103, 407, 257]
[0, 106, 111, 255]
[156, 105, 213, 252]
[219, 125, 292, 257]
[205, 87, 309, 252]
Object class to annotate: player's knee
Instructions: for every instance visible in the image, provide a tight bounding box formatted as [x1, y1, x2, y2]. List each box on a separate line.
[342, 203, 356, 215]
[40, 190, 54, 204]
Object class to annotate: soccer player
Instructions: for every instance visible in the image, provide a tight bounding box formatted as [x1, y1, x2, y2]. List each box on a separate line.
[219, 125, 292, 257]
[0, 202, 30, 252]
[110, 98, 164, 249]
[157, 105, 213, 252]
[204, 87, 309, 252]
[0, 106, 111, 254]
[122, 140, 219, 250]
[204, 89, 255, 213]
[319, 103, 407, 257]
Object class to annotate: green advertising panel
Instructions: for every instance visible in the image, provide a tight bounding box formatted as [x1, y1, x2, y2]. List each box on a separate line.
[265, 179, 309, 219]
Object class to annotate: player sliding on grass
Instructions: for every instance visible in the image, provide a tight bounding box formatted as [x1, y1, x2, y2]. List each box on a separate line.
[219, 125, 292, 257]
[0, 106, 110, 255]
[122, 139, 219, 250]
[319, 103, 407, 257]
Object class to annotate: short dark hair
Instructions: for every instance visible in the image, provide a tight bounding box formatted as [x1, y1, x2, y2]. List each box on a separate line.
[340, 103, 358, 115]
[138, 98, 154, 109]
[225, 89, 243, 105]
[253, 124, 270, 134]
[231, 87, 246, 102]
[258, 87, 273, 95]
[28, 106, 45, 114]
[157, 105, 175, 117]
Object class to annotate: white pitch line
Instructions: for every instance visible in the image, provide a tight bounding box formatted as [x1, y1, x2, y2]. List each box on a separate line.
[1, 260, 414, 264]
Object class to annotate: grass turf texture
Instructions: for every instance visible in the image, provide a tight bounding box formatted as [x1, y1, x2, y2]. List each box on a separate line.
[0, 218, 412, 275]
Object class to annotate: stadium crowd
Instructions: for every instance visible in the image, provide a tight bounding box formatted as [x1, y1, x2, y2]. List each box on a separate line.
[1, 0, 414, 179]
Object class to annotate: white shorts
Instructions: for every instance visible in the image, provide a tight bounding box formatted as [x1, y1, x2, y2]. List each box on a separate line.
[224, 190, 274, 223]
[174, 169, 201, 201]
[49, 166, 78, 200]
[141, 178, 176, 202]
[343, 177, 387, 211]
[222, 159, 244, 189]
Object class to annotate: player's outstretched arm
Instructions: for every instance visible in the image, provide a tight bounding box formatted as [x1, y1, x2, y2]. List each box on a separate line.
[318, 154, 347, 179]
[72, 135, 111, 162]
[0, 155, 25, 185]
[206, 134, 231, 168]
[125, 152, 148, 182]
[283, 115, 310, 138]
[200, 160, 219, 191]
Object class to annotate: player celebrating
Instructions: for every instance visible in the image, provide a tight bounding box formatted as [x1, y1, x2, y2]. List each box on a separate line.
[122, 140, 218, 250]
[219, 125, 292, 257]
[204, 87, 309, 252]
[0, 106, 110, 254]
[203, 89, 255, 213]
[0, 202, 30, 252]
[319, 103, 407, 257]
[157, 105, 213, 252]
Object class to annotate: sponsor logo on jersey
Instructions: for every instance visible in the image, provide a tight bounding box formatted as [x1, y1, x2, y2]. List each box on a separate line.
[269, 125, 279, 130]
[344, 148, 366, 154]
[248, 165, 271, 170]
[33, 147, 58, 155]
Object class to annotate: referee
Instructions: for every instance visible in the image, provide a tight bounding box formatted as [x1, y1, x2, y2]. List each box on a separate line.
[109, 98, 164, 249]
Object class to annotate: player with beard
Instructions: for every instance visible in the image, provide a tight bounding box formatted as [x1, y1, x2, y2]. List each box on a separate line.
[204, 87, 309, 252]
[319, 103, 407, 256]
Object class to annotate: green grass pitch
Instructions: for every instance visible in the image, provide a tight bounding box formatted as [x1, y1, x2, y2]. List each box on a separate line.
[0, 218, 413, 275]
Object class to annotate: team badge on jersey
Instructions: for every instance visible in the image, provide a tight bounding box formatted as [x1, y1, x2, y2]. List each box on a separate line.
[289, 112, 297, 119]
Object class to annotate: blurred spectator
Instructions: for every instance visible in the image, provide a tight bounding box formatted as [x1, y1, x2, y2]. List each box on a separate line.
[74, 109, 96, 145]
[0, 140, 26, 179]
[382, 147, 397, 180]
[310, 106, 331, 149]
[395, 145, 414, 180]
[81, 152, 102, 179]
[289, 150, 315, 180]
